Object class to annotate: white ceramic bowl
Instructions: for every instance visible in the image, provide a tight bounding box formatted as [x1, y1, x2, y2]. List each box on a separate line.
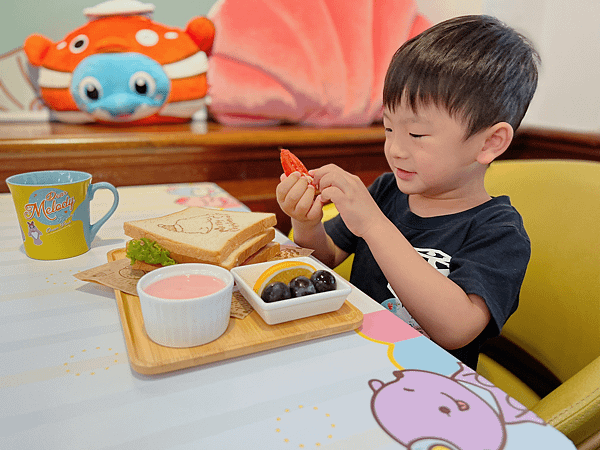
[230, 257, 352, 325]
[136, 263, 234, 348]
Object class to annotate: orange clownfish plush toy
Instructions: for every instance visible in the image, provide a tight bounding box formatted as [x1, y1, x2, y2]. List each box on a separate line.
[23, 0, 215, 125]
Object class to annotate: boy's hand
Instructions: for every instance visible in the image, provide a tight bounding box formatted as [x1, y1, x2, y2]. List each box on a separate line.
[276, 172, 324, 225]
[312, 164, 381, 237]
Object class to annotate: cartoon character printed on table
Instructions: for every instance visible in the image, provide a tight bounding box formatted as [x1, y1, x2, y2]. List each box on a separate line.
[166, 185, 243, 209]
[23, 0, 215, 124]
[368, 364, 546, 450]
[27, 221, 43, 245]
[380, 295, 430, 339]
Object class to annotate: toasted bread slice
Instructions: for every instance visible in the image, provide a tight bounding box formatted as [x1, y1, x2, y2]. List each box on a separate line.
[168, 228, 275, 270]
[126, 229, 276, 271]
[242, 241, 281, 266]
[123, 207, 277, 264]
[220, 228, 275, 270]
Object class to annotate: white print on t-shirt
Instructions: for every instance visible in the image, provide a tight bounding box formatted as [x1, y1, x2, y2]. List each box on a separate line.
[414, 247, 451, 276]
[383, 247, 452, 337]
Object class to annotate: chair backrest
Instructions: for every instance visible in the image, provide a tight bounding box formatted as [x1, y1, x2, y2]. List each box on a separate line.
[485, 160, 600, 382]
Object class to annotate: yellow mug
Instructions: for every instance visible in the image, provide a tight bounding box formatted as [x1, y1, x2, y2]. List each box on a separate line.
[6, 170, 119, 260]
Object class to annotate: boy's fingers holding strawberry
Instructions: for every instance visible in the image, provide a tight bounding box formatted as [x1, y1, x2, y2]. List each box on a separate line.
[277, 174, 319, 221]
[311, 164, 343, 194]
[306, 193, 326, 221]
[286, 176, 311, 204]
[319, 184, 344, 205]
[293, 184, 317, 215]
[276, 172, 298, 202]
[311, 164, 338, 183]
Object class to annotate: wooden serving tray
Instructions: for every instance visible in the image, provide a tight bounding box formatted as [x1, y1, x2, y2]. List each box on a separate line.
[108, 249, 363, 375]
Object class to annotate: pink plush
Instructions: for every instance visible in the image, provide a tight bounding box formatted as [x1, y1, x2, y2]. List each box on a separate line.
[207, 0, 430, 126]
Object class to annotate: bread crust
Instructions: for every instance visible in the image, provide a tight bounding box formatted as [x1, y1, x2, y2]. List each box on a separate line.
[168, 228, 275, 269]
[241, 241, 281, 266]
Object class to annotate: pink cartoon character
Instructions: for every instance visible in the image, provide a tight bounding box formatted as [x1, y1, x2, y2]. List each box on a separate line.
[368, 364, 545, 450]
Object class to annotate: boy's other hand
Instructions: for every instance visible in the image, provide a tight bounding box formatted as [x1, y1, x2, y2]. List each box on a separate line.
[312, 164, 381, 237]
[276, 172, 324, 225]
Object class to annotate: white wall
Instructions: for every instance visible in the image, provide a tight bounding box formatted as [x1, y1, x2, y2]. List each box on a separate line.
[483, 0, 600, 132]
[1, 0, 598, 132]
[416, 0, 483, 24]
[418, 0, 600, 133]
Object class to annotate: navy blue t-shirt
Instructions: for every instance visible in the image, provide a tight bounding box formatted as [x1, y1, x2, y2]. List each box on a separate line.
[324, 172, 530, 369]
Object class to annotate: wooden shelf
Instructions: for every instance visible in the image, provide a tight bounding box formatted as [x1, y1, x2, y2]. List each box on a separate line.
[0, 122, 387, 150]
[0, 122, 388, 234]
[1, 121, 597, 234]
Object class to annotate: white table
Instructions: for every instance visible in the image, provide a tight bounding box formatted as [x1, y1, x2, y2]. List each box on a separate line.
[0, 182, 575, 449]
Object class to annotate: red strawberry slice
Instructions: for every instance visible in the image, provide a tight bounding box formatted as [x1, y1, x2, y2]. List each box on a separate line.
[280, 148, 320, 194]
[280, 148, 309, 176]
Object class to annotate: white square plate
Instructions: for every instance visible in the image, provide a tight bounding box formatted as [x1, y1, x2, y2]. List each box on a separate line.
[231, 257, 352, 325]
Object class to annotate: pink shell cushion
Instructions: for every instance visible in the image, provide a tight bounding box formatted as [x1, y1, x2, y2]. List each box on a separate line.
[207, 0, 430, 126]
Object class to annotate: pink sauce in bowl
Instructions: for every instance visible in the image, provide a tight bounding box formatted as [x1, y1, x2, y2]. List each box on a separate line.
[144, 274, 226, 299]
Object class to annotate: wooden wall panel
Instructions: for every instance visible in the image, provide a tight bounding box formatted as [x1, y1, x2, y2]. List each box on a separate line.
[1, 122, 597, 235]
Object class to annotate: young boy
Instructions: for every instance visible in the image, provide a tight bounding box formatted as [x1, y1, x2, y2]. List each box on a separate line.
[276, 15, 540, 370]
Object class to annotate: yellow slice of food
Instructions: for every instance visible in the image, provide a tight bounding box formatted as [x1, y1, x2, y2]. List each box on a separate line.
[253, 261, 316, 295]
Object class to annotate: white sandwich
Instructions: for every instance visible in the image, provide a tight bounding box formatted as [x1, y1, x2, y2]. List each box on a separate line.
[123, 207, 279, 271]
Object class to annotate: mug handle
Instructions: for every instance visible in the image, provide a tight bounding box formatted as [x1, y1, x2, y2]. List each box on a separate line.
[87, 182, 119, 243]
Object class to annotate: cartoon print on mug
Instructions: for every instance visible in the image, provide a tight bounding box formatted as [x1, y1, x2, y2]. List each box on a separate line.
[368, 363, 546, 450]
[27, 221, 43, 245]
[22, 186, 76, 246]
[25, 187, 76, 226]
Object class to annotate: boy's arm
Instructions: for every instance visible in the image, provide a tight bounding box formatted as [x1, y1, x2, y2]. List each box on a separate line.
[363, 217, 491, 350]
[291, 218, 349, 269]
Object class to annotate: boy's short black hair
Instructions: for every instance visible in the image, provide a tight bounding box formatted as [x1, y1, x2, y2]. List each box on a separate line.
[383, 15, 540, 139]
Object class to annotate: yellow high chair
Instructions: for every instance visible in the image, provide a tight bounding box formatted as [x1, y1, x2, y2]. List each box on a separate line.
[479, 160, 600, 449]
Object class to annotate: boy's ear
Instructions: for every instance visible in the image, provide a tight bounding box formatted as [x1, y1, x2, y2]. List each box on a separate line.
[476, 122, 514, 165]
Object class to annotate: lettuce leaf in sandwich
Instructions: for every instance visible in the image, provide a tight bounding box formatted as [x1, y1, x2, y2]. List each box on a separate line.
[126, 237, 176, 267]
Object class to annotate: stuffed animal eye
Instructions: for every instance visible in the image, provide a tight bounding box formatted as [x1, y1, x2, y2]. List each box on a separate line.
[69, 35, 89, 54]
[77, 76, 102, 102]
[129, 72, 156, 97]
[135, 29, 159, 47]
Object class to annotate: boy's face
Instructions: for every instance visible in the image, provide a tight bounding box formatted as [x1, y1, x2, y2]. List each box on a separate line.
[383, 101, 487, 202]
